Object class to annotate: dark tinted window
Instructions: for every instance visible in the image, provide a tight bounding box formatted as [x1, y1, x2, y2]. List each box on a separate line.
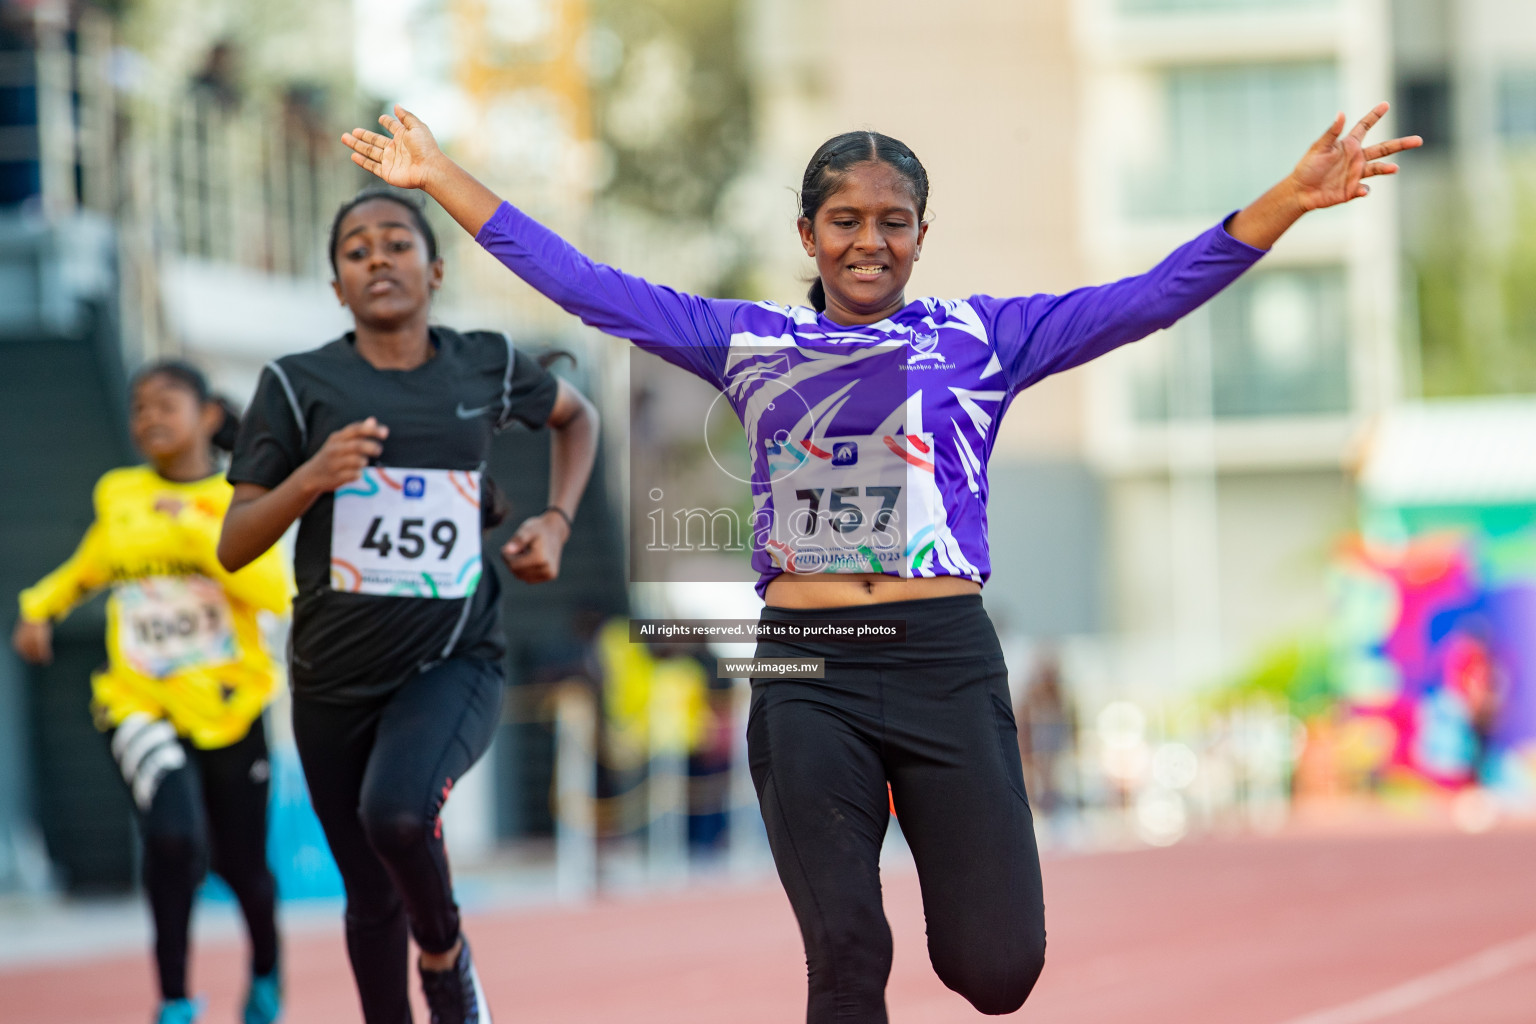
[1399, 73, 1451, 154]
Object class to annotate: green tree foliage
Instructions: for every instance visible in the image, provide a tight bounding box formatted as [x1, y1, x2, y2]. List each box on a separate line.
[590, 0, 754, 294]
[1413, 156, 1536, 396]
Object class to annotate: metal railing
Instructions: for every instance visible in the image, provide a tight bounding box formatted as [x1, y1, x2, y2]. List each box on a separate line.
[144, 93, 358, 279]
[536, 675, 770, 901]
[27, 5, 362, 358]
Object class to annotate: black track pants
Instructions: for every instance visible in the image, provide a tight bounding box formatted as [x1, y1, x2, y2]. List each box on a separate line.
[107, 715, 279, 1001]
[748, 594, 1047, 1023]
[291, 656, 502, 1024]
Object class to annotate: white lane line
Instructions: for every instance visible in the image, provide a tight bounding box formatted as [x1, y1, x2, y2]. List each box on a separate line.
[1276, 929, 1536, 1024]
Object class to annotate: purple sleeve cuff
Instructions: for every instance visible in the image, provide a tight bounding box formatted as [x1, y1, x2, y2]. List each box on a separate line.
[1215, 209, 1271, 258]
[473, 201, 520, 248]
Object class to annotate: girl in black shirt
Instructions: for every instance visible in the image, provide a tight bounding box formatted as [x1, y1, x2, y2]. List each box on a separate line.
[219, 190, 599, 1024]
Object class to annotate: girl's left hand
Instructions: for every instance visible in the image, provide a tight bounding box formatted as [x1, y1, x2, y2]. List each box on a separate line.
[500, 512, 570, 584]
[1288, 102, 1423, 211]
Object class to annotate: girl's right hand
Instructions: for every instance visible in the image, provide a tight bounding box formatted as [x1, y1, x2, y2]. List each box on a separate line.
[12, 618, 52, 665]
[342, 105, 443, 191]
[300, 417, 390, 494]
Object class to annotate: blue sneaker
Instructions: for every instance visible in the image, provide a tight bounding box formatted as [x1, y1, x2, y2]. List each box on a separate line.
[154, 997, 202, 1024]
[242, 970, 282, 1024]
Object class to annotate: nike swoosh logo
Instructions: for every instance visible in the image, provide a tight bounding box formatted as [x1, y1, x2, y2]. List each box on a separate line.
[456, 402, 499, 419]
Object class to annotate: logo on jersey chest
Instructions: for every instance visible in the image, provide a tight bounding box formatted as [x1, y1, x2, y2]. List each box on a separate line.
[903, 329, 955, 371]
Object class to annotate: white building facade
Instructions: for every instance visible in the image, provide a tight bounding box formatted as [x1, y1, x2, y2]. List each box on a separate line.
[1073, 0, 1403, 695]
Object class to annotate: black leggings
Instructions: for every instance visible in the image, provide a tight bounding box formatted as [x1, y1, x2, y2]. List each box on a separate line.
[291, 656, 502, 1024]
[749, 594, 1046, 1023]
[107, 715, 279, 1001]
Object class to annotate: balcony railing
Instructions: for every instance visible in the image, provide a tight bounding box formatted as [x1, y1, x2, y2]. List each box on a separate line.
[1117, 0, 1335, 13]
[143, 92, 362, 280]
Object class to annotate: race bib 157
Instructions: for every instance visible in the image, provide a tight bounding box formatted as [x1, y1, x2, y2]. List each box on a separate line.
[330, 468, 482, 599]
[763, 432, 942, 577]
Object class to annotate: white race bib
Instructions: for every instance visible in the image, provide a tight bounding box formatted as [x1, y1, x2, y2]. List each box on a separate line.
[763, 433, 940, 576]
[330, 467, 483, 598]
[116, 576, 238, 678]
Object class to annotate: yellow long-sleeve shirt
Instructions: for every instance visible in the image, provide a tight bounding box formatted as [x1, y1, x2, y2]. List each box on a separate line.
[18, 466, 292, 749]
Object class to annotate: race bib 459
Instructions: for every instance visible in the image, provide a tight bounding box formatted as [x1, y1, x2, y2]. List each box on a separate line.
[330, 468, 482, 598]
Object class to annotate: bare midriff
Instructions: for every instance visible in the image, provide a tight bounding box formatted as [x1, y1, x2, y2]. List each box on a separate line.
[763, 572, 981, 609]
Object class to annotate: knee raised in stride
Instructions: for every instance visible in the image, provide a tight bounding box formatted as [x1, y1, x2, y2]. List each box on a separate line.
[935, 938, 1045, 1016]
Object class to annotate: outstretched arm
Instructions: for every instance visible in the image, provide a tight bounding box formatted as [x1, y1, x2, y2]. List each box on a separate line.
[1227, 101, 1421, 250]
[988, 102, 1420, 390]
[341, 107, 739, 386]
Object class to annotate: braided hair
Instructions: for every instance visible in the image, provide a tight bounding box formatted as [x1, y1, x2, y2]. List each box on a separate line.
[798, 132, 930, 312]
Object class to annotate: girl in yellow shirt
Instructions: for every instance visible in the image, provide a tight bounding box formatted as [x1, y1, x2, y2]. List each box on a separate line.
[12, 361, 291, 1024]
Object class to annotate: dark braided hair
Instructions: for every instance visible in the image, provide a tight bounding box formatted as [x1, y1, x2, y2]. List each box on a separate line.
[327, 188, 440, 277]
[131, 360, 242, 453]
[799, 131, 930, 312]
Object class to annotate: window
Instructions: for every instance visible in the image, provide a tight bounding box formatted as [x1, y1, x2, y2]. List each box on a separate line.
[1497, 71, 1536, 141]
[1125, 61, 1341, 220]
[0, 50, 40, 205]
[1399, 74, 1451, 155]
[1131, 267, 1351, 420]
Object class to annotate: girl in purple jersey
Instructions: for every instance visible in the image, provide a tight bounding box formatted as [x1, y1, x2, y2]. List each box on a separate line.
[340, 103, 1418, 1022]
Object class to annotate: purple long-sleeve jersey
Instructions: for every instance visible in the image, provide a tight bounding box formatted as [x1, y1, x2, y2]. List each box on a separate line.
[476, 202, 1266, 597]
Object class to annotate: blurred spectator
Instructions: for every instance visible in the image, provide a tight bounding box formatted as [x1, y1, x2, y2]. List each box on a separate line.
[1444, 622, 1506, 784]
[593, 620, 730, 852]
[190, 39, 241, 111]
[649, 639, 732, 853]
[1017, 646, 1077, 817]
[281, 83, 330, 149]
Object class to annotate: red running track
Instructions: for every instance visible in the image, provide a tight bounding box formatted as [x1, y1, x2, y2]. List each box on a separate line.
[5, 825, 1536, 1023]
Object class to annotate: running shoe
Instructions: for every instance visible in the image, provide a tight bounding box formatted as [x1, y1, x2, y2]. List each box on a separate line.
[153, 997, 202, 1024]
[418, 939, 492, 1024]
[242, 968, 282, 1024]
